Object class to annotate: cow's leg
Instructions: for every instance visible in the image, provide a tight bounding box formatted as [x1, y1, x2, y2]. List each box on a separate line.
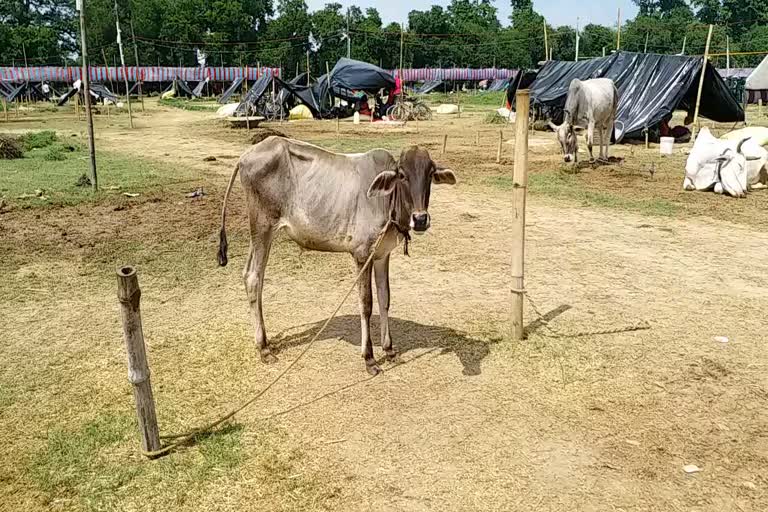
[587, 121, 595, 162]
[374, 255, 396, 360]
[244, 227, 276, 364]
[356, 257, 379, 375]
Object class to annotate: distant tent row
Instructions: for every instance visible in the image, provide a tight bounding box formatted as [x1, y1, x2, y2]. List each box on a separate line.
[2, 82, 47, 102]
[232, 58, 398, 120]
[530, 51, 744, 142]
[487, 78, 511, 92]
[57, 81, 118, 106]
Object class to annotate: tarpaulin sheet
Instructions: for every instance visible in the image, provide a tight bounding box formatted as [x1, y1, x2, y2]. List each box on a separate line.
[274, 77, 323, 118]
[415, 80, 443, 94]
[530, 51, 744, 141]
[487, 78, 510, 92]
[236, 74, 273, 115]
[218, 77, 244, 104]
[330, 58, 395, 93]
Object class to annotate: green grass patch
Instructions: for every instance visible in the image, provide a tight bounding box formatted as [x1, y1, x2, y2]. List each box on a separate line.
[427, 90, 505, 107]
[0, 145, 196, 208]
[19, 130, 58, 151]
[30, 414, 248, 510]
[159, 97, 221, 112]
[486, 171, 679, 217]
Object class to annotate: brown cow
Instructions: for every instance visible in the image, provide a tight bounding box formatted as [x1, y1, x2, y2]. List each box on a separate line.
[218, 137, 456, 374]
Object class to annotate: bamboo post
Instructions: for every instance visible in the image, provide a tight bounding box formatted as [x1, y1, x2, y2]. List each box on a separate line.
[116, 266, 161, 457]
[2, 98, 7, 122]
[457, 88, 461, 118]
[645, 129, 649, 149]
[691, 24, 713, 141]
[616, 8, 621, 50]
[510, 89, 530, 341]
[74, 92, 80, 120]
[15, 99, 19, 118]
[336, 115, 340, 134]
[544, 21, 549, 61]
[760, 99, 763, 117]
[441, 134, 447, 154]
[496, 129, 503, 163]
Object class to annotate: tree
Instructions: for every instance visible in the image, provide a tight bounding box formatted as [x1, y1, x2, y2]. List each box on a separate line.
[580, 24, 615, 57]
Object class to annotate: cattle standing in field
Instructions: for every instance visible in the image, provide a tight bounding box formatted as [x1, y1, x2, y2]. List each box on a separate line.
[549, 78, 619, 163]
[218, 137, 457, 374]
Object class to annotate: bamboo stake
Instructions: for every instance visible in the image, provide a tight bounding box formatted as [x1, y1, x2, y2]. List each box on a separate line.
[544, 21, 549, 61]
[441, 134, 447, 154]
[2, 98, 7, 122]
[616, 9, 621, 50]
[336, 115, 340, 133]
[129, 15, 144, 112]
[496, 129, 503, 163]
[114, 0, 134, 128]
[79, 0, 98, 191]
[760, 99, 763, 117]
[116, 266, 161, 458]
[510, 89, 530, 341]
[691, 24, 713, 141]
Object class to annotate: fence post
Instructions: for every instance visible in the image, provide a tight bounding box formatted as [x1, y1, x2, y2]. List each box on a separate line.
[441, 133, 448, 155]
[510, 89, 530, 341]
[496, 129, 503, 163]
[116, 266, 161, 457]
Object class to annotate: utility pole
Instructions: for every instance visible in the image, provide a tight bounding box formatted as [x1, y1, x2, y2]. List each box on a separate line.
[77, 0, 98, 191]
[616, 8, 621, 50]
[575, 17, 580, 62]
[129, 10, 144, 111]
[114, 0, 134, 128]
[346, 9, 351, 58]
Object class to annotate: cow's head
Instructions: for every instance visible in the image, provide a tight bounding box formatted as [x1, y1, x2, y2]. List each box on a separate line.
[549, 120, 582, 163]
[367, 146, 457, 233]
[710, 137, 758, 198]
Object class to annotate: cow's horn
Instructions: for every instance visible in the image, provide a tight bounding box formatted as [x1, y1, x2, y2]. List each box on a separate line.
[736, 137, 751, 154]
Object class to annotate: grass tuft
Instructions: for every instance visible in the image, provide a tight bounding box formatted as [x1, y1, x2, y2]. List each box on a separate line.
[19, 130, 58, 151]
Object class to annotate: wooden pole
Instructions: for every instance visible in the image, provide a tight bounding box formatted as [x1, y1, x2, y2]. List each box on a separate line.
[114, 0, 134, 128]
[681, 36, 687, 55]
[102, 48, 116, 97]
[74, 91, 81, 121]
[441, 133, 447, 155]
[306, 50, 310, 83]
[726, 36, 730, 78]
[336, 115, 340, 133]
[760, 99, 763, 117]
[22, 43, 30, 104]
[644, 32, 649, 53]
[116, 266, 161, 457]
[130, 15, 144, 112]
[510, 89, 530, 341]
[616, 9, 621, 50]
[2, 98, 7, 122]
[691, 24, 713, 141]
[79, 0, 98, 191]
[496, 129, 503, 163]
[457, 87, 461, 117]
[544, 22, 549, 61]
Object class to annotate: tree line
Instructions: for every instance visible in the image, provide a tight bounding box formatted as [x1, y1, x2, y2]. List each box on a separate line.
[1, 0, 767, 77]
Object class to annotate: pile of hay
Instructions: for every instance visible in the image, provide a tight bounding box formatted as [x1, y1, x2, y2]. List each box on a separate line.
[0, 134, 23, 160]
[249, 128, 287, 145]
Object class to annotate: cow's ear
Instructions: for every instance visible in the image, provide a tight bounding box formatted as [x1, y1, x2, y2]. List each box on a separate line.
[433, 167, 457, 185]
[367, 170, 398, 198]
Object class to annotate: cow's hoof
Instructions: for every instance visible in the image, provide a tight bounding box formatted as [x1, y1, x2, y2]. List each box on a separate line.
[366, 363, 382, 376]
[260, 351, 278, 364]
[384, 350, 400, 363]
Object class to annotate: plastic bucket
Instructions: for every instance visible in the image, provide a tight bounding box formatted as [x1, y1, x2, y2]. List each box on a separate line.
[660, 136, 675, 155]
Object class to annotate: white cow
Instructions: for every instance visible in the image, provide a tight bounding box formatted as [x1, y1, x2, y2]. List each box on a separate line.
[549, 78, 619, 163]
[683, 127, 767, 197]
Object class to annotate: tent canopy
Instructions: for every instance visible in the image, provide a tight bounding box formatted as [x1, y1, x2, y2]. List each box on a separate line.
[329, 58, 396, 93]
[530, 51, 744, 141]
[746, 55, 768, 90]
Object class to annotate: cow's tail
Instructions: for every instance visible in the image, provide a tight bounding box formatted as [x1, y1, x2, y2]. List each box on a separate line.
[218, 161, 240, 267]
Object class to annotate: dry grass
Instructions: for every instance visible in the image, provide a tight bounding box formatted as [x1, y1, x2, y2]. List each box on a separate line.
[2, 98, 768, 511]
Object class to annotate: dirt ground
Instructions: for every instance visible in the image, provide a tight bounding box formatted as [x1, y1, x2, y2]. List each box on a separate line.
[2, 100, 768, 511]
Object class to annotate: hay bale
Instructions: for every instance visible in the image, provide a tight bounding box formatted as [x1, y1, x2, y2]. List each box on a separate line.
[249, 128, 287, 145]
[0, 134, 23, 160]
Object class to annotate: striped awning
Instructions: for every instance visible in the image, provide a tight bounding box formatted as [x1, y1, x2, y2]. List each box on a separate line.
[0, 66, 281, 83]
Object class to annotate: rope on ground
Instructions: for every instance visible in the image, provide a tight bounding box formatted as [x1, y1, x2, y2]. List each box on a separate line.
[523, 291, 651, 339]
[141, 220, 393, 458]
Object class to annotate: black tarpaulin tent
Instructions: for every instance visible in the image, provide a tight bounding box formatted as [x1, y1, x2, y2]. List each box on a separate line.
[507, 70, 538, 109]
[57, 82, 118, 106]
[487, 78, 510, 92]
[415, 80, 443, 94]
[273, 77, 324, 117]
[530, 51, 744, 141]
[218, 77, 244, 104]
[329, 58, 396, 94]
[235, 74, 274, 115]
[192, 79, 208, 97]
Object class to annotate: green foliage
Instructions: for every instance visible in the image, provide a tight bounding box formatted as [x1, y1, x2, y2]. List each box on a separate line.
[19, 130, 57, 151]
[43, 143, 67, 161]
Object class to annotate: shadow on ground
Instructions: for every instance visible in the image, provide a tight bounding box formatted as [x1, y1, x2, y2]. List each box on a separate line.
[271, 315, 497, 376]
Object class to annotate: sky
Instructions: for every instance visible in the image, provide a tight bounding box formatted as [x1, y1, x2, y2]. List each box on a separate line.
[304, 0, 639, 29]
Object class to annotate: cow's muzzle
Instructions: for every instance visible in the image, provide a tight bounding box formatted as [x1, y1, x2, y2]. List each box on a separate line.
[564, 155, 573, 163]
[410, 212, 430, 233]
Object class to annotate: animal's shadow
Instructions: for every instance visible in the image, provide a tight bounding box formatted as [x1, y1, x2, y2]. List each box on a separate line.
[271, 315, 495, 376]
